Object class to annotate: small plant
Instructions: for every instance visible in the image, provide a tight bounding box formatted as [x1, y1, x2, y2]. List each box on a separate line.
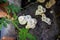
[5, 4, 20, 14]
[0, 0, 36, 40]
[18, 28, 36, 40]
[0, 17, 11, 30]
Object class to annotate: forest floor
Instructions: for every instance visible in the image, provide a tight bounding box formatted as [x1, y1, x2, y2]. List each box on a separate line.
[18, 2, 59, 40]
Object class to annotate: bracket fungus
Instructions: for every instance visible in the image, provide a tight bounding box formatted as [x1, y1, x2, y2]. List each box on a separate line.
[18, 15, 37, 29]
[37, 0, 45, 3]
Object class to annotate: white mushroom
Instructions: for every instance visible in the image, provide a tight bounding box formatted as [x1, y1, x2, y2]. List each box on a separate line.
[41, 16, 51, 25]
[35, 10, 44, 15]
[26, 18, 37, 29]
[18, 16, 27, 25]
[35, 5, 51, 25]
[18, 15, 37, 29]
[42, 14, 46, 18]
[35, 5, 46, 15]
[38, 5, 43, 10]
[26, 24, 36, 29]
[42, 8, 46, 13]
[25, 15, 32, 22]
[46, 17, 51, 25]
[50, 10, 54, 14]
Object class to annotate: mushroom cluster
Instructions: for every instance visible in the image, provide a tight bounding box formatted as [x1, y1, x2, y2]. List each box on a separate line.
[18, 16, 27, 25]
[35, 5, 46, 15]
[35, 5, 51, 25]
[18, 15, 37, 29]
[41, 14, 51, 25]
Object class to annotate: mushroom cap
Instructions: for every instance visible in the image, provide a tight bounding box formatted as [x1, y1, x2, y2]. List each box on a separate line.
[25, 15, 32, 22]
[26, 18, 37, 29]
[35, 5, 46, 15]
[18, 16, 27, 25]
[42, 16, 51, 25]
[37, 0, 45, 3]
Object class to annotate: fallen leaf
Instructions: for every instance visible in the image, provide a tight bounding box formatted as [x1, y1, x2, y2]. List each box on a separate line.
[0, 10, 7, 18]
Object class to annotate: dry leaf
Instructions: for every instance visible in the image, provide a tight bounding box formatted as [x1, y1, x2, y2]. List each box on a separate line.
[2, 37, 15, 40]
[0, 10, 7, 18]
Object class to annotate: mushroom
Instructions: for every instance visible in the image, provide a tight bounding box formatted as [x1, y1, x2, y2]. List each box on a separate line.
[41, 14, 51, 25]
[37, 0, 45, 3]
[18, 15, 37, 29]
[25, 15, 32, 22]
[18, 16, 27, 25]
[26, 18, 37, 29]
[35, 5, 46, 15]
[45, 0, 56, 8]
[35, 5, 51, 25]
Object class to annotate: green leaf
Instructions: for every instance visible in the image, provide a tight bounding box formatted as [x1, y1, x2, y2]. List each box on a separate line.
[18, 28, 36, 40]
[0, 18, 10, 28]
[0, 23, 2, 30]
[3, 0, 7, 3]
[0, 0, 7, 3]
[27, 33, 36, 40]
[5, 4, 20, 15]
[18, 28, 28, 40]
[0, 19, 2, 24]
[9, 4, 20, 13]
[7, 7, 11, 14]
